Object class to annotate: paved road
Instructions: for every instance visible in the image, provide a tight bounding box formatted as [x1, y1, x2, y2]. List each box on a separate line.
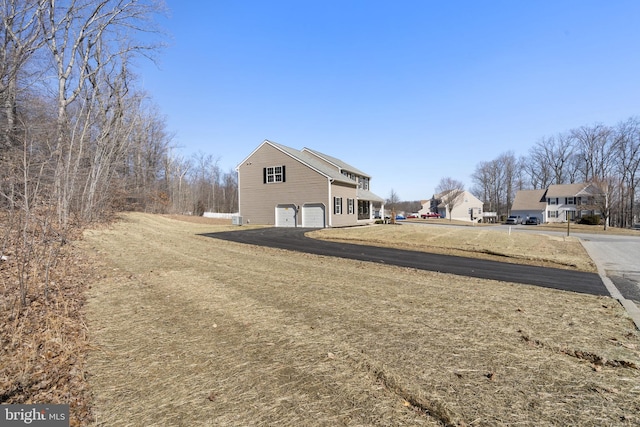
[203, 227, 608, 296]
[502, 225, 640, 304]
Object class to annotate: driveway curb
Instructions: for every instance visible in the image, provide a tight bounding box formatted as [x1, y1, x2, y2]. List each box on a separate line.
[580, 240, 640, 330]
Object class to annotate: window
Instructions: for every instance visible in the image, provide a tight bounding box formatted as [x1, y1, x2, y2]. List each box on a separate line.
[566, 197, 575, 205]
[358, 200, 370, 220]
[548, 210, 558, 218]
[342, 171, 356, 181]
[347, 198, 354, 214]
[263, 165, 285, 183]
[548, 198, 557, 205]
[334, 197, 342, 214]
[357, 177, 369, 190]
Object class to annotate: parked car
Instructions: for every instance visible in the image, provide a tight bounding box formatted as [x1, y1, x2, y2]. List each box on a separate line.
[505, 215, 522, 225]
[395, 214, 406, 220]
[406, 213, 420, 219]
[525, 216, 540, 225]
[421, 212, 441, 219]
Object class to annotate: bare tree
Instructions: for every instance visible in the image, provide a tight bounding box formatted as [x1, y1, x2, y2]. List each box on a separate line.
[220, 168, 238, 213]
[531, 133, 575, 185]
[572, 124, 615, 183]
[386, 188, 400, 221]
[526, 143, 553, 189]
[0, 0, 44, 151]
[586, 178, 619, 230]
[472, 158, 510, 217]
[435, 177, 464, 221]
[163, 150, 192, 214]
[613, 117, 640, 228]
[498, 152, 518, 213]
[38, 0, 165, 225]
[474, 118, 640, 229]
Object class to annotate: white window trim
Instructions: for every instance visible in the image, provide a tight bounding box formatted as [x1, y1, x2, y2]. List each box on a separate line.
[265, 165, 284, 183]
[334, 197, 342, 214]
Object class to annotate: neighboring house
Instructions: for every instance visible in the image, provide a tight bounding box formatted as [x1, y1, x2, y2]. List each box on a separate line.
[237, 140, 385, 227]
[422, 190, 484, 222]
[511, 183, 602, 223]
[510, 189, 547, 222]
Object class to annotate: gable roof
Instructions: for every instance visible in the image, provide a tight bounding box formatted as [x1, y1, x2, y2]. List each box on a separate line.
[239, 140, 371, 187]
[302, 147, 370, 178]
[511, 189, 547, 211]
[432, 189, 469, 201]
[545, 183, 595, 198]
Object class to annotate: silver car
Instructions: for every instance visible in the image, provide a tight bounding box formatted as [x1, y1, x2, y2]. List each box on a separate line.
[506, 215, 522, 225]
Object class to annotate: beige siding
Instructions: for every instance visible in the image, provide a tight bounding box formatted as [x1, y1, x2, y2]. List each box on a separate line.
[329, 182, 359, 227]
[238, 143, 329, 226]
[450, 192, 484, 222]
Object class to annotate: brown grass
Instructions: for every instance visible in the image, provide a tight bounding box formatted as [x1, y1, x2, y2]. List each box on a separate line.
[308, 223, 597, 271]
[82, 213, 640, 426]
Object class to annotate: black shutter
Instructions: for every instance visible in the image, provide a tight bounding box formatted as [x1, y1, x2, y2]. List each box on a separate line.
[282, 165, 286, 182]
[263, 167, 267, 184]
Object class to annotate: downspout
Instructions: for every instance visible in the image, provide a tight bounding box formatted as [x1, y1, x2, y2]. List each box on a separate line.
[328, 178, 333, 227]
[236, 166, 242, 222]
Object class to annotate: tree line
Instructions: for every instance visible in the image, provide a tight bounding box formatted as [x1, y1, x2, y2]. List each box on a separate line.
[469, 117, 640, 228]
[0, 0, 236, 306]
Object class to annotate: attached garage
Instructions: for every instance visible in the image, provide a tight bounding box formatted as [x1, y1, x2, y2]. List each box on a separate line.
[275, 204, 297, 227]
[302, 203, 326, 228]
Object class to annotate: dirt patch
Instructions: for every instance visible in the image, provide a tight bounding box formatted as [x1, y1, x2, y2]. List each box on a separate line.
[308, 223, 597, 272]
[83, 213, 640, 426]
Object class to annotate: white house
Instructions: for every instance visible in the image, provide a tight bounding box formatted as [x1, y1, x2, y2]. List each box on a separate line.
[511, 183, 602, 224]
[421, 190, 484, 222]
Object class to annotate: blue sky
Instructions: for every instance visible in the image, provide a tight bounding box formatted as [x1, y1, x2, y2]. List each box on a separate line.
[139, 1, 640, 201]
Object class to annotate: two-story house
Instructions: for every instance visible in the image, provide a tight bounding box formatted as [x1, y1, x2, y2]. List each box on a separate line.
[237, 140, 384, 227]
[511, 183, 601, 223]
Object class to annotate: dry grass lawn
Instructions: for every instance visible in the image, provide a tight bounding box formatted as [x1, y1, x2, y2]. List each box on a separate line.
[82, 213, 640, 426]
[308, 223, 597, 271]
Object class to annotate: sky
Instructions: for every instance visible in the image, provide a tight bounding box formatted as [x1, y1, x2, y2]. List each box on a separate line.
[138, 0, 640, 201]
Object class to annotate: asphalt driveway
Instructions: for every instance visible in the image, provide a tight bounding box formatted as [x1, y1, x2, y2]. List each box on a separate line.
[203, 227, 608, 296]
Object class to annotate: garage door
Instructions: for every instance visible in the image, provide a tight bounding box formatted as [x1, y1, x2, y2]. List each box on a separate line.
[302, 203, 325, 228]
[275, 204, 297, 227]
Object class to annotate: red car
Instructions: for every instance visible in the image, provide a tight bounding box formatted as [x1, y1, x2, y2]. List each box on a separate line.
[421, 212, 441, 219]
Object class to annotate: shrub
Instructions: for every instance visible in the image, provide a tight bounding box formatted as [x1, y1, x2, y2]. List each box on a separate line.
[578, 214, 601, 225]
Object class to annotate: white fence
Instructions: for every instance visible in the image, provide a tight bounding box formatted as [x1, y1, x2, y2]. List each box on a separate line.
[203, 212, 239, 219]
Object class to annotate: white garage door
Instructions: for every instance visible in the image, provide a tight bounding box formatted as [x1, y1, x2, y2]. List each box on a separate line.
[275, 204, 297, 227]
[302, 203, 325, 228]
